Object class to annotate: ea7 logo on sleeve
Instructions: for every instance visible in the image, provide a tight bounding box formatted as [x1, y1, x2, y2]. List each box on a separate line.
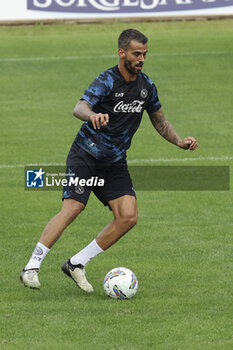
[26, 168, 45, 188]
[115, 92, 124, 97]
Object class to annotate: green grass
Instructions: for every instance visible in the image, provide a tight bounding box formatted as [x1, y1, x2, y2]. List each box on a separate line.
[0, 19, 233, 349]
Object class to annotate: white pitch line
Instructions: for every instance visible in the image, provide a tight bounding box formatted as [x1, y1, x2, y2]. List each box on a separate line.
[0, 54, 116, 63]
[0, 51, 232, 63]
[0, 163, 65, 169]
[0, 156, 232, 169]
[128, 156, 233, 164]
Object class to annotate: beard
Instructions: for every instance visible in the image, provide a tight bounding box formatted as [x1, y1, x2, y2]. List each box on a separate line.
[124, 58, 143, 75]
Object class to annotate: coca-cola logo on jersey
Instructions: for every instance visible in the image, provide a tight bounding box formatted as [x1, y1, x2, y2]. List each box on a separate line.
[27, 0, 233, 13]
[113, 100, 144, 113]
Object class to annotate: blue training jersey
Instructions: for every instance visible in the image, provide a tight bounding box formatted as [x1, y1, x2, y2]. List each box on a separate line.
[75, 65, 161, 162]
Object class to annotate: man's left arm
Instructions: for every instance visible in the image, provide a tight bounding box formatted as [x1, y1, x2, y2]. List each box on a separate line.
[149, 108, 198, 151]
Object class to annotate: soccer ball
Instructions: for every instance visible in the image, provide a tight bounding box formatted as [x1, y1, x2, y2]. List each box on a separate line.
[103, 267, 138, 299]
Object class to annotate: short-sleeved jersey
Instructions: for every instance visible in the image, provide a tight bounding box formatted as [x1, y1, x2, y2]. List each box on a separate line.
[75, 65, 161, 162]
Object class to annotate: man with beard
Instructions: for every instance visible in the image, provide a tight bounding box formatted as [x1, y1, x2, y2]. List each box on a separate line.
[20, 29, 198, 292]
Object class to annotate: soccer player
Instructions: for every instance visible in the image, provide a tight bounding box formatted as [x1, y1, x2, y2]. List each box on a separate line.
[20, 29, 198, 292]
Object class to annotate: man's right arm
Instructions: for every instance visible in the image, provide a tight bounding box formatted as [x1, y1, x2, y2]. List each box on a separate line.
[73, 100, 109, 130]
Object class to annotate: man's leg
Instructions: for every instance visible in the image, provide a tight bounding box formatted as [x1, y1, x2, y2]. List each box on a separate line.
[20, 199, 84, 289]
[63, 195, 137, 291]
[39, 199, 85, 248]
[97, 194, 138, 249]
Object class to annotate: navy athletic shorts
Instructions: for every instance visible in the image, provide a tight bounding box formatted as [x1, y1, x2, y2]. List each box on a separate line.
[62, 142, 136, 207]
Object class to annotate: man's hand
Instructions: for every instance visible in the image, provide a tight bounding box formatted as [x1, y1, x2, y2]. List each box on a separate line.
[89, 113, 109, 130]
[73, 100, 109, 130]
[178, 137, 198, 151]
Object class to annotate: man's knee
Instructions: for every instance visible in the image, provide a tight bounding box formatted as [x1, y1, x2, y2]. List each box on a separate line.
[127, 212, 138, 228]
[116, 211, 138, 230]
[110, 195, 138, 230]
[61, 199, 85, 222]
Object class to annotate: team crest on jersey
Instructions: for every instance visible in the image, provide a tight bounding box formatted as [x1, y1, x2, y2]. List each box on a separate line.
[140, 88, 148, 98]
[75, 185, 84, 195]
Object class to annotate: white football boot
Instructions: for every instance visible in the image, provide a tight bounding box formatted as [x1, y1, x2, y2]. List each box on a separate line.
[62, 260, 94, 293]
[20, 269, 41, 289]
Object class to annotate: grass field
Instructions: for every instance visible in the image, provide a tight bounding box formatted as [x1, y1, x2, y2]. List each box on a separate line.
[0, 19, 233, 349]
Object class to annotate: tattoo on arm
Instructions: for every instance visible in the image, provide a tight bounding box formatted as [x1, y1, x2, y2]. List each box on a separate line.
[149, 109, 182, 146]
[73, 100, 93, 121]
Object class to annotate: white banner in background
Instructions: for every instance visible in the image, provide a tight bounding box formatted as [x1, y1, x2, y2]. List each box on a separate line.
[0, 0, 233, 21]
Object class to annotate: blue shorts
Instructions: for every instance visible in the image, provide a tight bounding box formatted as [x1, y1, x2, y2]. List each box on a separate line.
[62, 142, 136, 207]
